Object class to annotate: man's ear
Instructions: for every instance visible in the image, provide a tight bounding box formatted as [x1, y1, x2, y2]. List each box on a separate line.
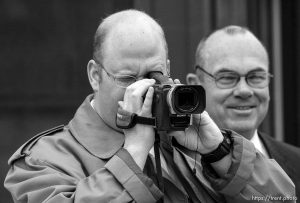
[166, 59, 170, 76]
[186, 73, 200, 85]
[87, 60, 101, 92]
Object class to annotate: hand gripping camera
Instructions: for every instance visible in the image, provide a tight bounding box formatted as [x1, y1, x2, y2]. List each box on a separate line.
[116, 72, 205, 131]
[149, 72, 205, 131]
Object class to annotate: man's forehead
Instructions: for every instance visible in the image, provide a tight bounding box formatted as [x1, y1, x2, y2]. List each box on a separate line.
[105, 27, 164, 57]
[103, 22, 166, 58]
[99, 24, 167, 75]
[207, 32, 264, 52]
[204, 32, 269, 70]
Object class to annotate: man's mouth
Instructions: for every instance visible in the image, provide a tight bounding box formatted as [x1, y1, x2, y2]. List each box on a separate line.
[232, 106, 254, 110]
[228, 105, 256, 111]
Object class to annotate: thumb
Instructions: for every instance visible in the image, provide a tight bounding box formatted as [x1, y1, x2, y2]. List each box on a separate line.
[192, 111, 212, 126]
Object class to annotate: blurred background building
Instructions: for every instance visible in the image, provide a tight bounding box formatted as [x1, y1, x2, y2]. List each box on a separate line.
[1, 0, 299, 201]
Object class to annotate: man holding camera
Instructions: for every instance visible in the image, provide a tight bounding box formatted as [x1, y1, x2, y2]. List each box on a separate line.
[187, 25, 300, 199]
[5, 11, 295, 202]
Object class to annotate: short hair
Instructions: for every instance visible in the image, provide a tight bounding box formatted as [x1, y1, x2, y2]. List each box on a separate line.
[195, 25, 268, 70]
[92, 9, 168, 64]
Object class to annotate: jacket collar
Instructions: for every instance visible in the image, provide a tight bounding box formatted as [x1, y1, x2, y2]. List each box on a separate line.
[69, 94, 124, 159]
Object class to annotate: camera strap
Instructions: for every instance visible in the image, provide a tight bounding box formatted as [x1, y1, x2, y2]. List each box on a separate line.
[116, 107, 156, 129]
[154, 131, 164, 202]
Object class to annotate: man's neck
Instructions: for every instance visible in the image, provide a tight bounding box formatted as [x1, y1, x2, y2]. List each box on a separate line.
[236, 129, 255, 140]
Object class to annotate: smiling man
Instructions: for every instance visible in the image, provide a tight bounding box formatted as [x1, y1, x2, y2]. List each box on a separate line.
[187, 25, 300, 198]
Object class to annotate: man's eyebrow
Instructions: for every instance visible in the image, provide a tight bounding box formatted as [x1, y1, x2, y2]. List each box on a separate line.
[147, 65, 165, 75]
[214, 68, 237, 74]
[248, 68, 268, 73]
[215, 67, 267, 74]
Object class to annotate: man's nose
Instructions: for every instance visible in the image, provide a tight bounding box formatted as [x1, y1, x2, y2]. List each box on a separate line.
[233, 77, 254, 98]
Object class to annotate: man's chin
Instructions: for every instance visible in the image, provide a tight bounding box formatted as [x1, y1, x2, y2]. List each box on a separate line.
[223, 120, 256, 136]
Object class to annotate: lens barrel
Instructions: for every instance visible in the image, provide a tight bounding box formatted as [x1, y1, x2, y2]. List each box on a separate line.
[167, 85, 205, 114]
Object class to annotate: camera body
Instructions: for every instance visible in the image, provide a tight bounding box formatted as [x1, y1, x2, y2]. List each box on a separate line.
[150, 73, 206, 131]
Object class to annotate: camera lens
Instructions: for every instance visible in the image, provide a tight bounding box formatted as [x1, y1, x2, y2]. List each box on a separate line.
[167, 85, 205, 114]
[175, 87, 199, 113]
[178, 89, 197, 110]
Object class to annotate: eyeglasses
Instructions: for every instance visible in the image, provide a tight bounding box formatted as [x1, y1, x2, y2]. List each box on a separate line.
[96, 62, 169, 88]
[96, 63, 138, 88]
[195, 65, 273, 89]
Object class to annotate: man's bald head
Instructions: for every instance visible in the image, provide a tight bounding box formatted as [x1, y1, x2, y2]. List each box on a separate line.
[195, 25, 269, 72]
[93, 9, 168, 64]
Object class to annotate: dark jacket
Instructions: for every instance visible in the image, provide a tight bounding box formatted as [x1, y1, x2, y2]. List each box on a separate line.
[259, 132, 300, 199]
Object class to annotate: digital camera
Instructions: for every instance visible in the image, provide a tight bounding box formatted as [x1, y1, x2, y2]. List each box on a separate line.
[148, 72, 206, 131]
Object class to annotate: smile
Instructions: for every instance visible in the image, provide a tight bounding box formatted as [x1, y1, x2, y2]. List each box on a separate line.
[232, 106, 255, 110]
[228, 105, 256, 115]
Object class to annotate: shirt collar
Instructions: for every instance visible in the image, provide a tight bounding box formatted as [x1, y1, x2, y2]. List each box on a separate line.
[250, 130, 270, 158]
[68, 94, 124, 159]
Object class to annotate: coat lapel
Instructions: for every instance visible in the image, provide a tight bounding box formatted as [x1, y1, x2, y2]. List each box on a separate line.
[68, 95, 124, 159]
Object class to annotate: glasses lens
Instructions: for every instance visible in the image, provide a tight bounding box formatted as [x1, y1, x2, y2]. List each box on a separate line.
[115, 76, 137, 88]
[215, 72, 239, 89]
[247, 72, 269, 88]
